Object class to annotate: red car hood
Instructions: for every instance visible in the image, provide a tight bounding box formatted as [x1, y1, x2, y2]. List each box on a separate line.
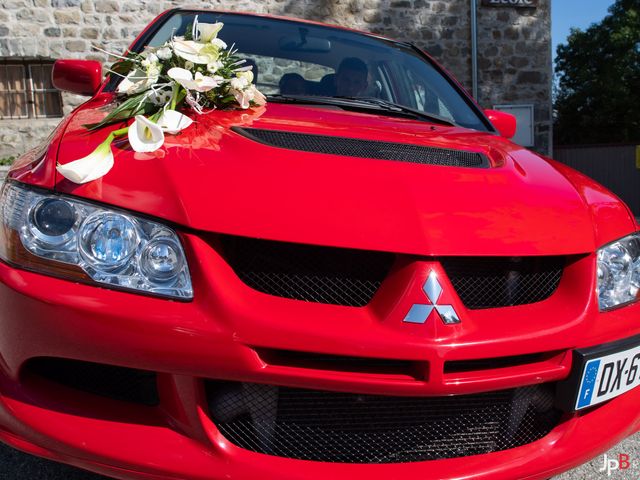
[28, 97, 634, 256]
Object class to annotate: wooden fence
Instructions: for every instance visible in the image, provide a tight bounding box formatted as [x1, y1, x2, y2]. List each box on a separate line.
[553, 144, 640, 216]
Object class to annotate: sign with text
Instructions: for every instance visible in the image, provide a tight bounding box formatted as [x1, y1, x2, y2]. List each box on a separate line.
[481, 0, 538, 7]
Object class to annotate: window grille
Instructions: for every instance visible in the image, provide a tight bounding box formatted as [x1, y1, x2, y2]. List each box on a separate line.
[0, 61, 63, 119]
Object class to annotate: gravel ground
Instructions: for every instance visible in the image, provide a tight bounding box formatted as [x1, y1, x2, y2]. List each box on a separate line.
[0, 433, 637, 479]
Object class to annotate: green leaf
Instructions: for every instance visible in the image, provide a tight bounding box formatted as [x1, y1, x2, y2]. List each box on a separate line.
[111, 59, 135, 76]
[83, 92, 156, 131]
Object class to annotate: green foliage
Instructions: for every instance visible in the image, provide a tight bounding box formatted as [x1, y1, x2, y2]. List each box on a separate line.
[83, 91, 151, 130]
[554, 0, 640, 145]
[0, 156, 15, 166]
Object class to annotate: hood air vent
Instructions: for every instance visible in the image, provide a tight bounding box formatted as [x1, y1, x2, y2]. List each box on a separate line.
[233, 128, 489, 168]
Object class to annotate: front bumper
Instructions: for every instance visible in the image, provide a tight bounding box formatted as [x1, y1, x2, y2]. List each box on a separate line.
[1, 232, 640, 479]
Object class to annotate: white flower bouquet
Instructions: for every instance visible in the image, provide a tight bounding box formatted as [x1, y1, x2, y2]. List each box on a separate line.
[58, 17, 266, 184]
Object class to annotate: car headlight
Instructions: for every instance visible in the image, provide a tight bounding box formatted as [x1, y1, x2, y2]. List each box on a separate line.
[0, 181, 192, 300]
[597, 232, 640, 311]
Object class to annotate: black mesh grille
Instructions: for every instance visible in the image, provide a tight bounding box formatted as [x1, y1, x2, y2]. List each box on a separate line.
[441, 256, 565, 309]
[27, 358, 159, 406]
[234, 128, 489, 168]
[207, 382, 561, 463]
[220, 236, 394, 307]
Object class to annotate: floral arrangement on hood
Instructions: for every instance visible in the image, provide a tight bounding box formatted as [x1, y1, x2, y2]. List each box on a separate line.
[57, 16, 266, 184]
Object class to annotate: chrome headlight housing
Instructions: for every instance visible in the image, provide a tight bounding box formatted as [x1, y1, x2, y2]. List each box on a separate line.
[597, 233, 640, 311]
[0, 182, 192, 300]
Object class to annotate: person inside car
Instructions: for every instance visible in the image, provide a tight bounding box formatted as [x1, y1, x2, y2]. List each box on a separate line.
[316, 58, 369, 97]
[335, 57, 368, 97]
[279, 73, 307, 95]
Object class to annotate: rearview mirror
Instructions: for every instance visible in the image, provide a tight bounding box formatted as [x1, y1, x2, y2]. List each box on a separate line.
[279, 28, 331, 53]
[484, 109, 517, 140]
[52, 59, 102, 97]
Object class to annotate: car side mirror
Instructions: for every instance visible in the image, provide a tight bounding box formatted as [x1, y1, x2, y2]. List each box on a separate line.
[52, 59, 103, 96]
[484, 109, 517, 140]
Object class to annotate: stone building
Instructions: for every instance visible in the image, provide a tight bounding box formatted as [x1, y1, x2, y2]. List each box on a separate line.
[0, 0, 551, 158]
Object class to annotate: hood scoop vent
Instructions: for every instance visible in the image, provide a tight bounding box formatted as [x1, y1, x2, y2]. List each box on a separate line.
[233, 128, 489, 168]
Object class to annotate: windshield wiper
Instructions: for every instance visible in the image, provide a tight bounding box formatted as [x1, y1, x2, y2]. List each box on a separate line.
[267, 94, 456, 126]
[334, 96, 457, 126]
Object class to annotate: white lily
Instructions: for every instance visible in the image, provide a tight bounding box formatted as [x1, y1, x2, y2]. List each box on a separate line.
[251, 85, 267, 106]
[230, 76, 249, 91]
[198, 22, 224, 42]
[231, 88, 252, 109]
[172, 39, 210, 64]
[117, 68, 158, 95]
[57, 136, 115, 184]
[237, 70, 254, 84]
[231, 84, 266, 109]
[156, 110, 193, 134]
[156, 46, 172, 60]
[128, 115, 165, 153]
[206, 60, 223, 74]
[168, 67, 222, 92]
[211, 38, 227, 50]
[141, 53, 159, 67]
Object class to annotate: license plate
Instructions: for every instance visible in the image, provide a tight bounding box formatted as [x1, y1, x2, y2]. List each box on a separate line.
[575, 343, 640, 410]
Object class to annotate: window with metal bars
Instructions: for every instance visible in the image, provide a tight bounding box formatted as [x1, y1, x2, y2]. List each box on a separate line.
[0, 60, 63, 119]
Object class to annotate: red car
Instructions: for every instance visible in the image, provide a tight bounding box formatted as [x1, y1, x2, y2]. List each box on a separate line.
[1, 8, 639, 480]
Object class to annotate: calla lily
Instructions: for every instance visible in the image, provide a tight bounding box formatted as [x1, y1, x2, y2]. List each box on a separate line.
[251, 85, 267, 106]
[141, 53, 159, 67]
[198, 22, 224, 42]
[230, 76, 249, 91]
[211, 38, 227, 50]
[168, 67, 222, 92]
[156, 110, 193, 134]
[231, 85, 267, 109]
[199, 44, 221, 63]
[172, 39, 210, 64]
[57, 136, 115, 184]
[156, 46, 172, 60]
[206, 60, 223, 74]
[117, 68, 158, 95]
[231, 88, 251, 109]
[128, 115, 165, 153]
[237, 70, 254, 84]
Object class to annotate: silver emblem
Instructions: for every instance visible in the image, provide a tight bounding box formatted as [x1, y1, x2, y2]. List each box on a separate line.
[403, 271, 461, 325]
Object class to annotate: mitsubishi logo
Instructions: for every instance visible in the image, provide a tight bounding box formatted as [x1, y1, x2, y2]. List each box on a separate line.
[403, 271, 461, 325]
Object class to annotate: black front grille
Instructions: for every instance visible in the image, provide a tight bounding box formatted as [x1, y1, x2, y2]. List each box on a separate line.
[441, 256, 565, 309]
[220, 236, 394, 307]
[207, 381, 561, 463]
[27, 358, 159, 406]
[234, 128, 489, 168]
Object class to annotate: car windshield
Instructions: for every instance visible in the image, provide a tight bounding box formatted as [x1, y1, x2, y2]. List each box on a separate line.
[138, 11, 491, 132]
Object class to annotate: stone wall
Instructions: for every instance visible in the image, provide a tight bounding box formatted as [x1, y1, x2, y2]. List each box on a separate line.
[476, 2, 552, 153]
[0, 0, 551, 157]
